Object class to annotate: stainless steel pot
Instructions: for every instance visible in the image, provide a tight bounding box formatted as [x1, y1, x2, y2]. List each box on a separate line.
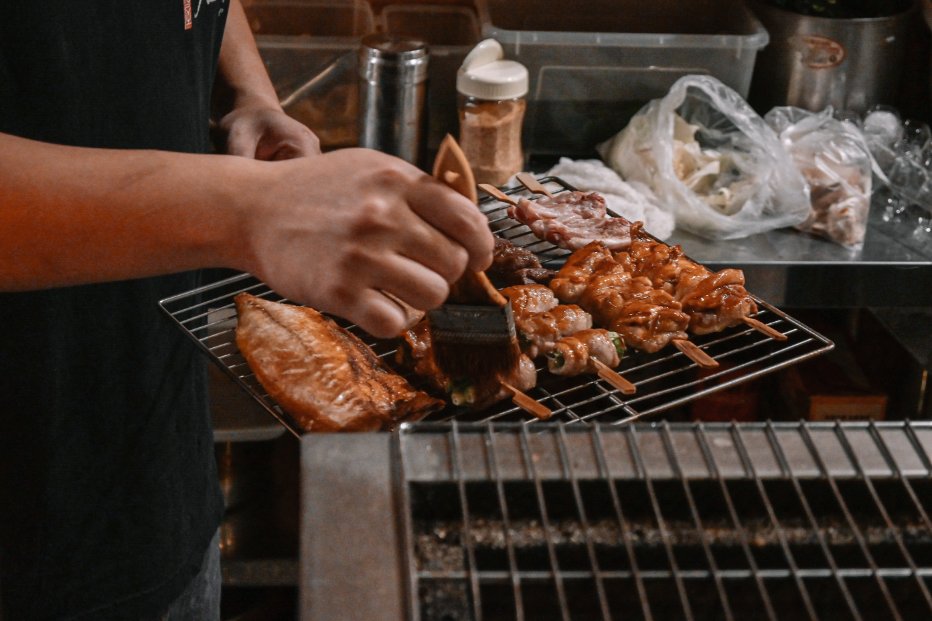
[747, 0, 917, 113]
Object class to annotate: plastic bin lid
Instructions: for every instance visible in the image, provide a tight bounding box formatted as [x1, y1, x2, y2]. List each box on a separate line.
[456, 39, 528, 100]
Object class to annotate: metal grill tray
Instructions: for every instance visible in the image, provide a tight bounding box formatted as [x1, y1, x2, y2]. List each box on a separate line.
[159, 176, 833, 436]
[298, 420, 932, 621]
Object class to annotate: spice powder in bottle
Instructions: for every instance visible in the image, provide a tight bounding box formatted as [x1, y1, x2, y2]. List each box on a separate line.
[456, 39, 529, 186]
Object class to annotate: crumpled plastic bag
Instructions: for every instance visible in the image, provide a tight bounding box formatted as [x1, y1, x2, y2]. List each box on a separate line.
[599, 75, 810, 240]
[765, 106, 874, 249]
[544, 157, 676, 240]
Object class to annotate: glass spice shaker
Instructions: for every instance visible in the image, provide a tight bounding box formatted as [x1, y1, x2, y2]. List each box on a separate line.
[456, 39, 529, 186]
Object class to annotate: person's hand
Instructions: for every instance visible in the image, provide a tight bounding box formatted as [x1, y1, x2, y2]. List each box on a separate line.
[238, 148, 495, 338]
[218, 105, 321, 160]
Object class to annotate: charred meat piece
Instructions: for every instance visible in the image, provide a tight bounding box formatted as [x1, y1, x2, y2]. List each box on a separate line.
[547, 329, 624, 376]
[508, 191, 633, 251]
[490, 237, 556, 285]
[234, 293, 443, 432]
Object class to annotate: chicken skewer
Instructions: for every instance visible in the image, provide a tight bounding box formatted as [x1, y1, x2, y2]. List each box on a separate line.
[549, 241, 717, 368]
[501, 284, 635, 393]
[614, 225, 786, 340]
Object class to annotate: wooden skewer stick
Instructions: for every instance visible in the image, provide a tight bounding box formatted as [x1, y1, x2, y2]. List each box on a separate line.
[592, 359, 637, 395]
[742, 316, 788, 341]
[478, 183, 518, 205]
[501, 382, 552, 420]
[515, 172, 554, 198]
[673, 339, 719, 369]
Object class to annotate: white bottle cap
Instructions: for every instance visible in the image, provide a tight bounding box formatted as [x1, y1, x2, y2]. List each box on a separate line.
[456, 39, 528, 100]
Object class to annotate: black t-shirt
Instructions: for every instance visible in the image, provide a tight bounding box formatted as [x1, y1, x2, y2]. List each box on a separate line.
[0, 1, 228, 618]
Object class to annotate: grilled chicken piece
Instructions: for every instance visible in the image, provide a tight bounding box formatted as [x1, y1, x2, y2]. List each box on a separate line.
[559, 248, 689, 354]
[235, 293, 443, 432]
[501, 284, 559, 316]
[613, 238, 685, 294]
[508, 191, 633, 251]
[515, 304, 593, 359]
[547, 329, 624, 376]
[549, 241, 615, 303]
[674, 264, 757, 334]
[490, 237, 556, 285]
[614, 235, 758, 335]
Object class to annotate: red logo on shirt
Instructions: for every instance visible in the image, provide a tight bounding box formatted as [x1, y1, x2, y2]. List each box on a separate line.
[183, 0, 193, 29]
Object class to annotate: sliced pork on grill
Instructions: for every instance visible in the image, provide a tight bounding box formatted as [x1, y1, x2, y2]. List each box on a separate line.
[489, 237, 555, 285]
[508, 191, 633, 251]
[234, 293, 443, 432]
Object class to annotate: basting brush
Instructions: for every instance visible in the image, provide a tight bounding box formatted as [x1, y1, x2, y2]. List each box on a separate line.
[428, 134, 522, 385]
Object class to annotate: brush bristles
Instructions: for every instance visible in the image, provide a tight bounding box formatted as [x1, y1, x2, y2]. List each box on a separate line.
[432, 338, 522, 385]
[428, 304, 521, 384]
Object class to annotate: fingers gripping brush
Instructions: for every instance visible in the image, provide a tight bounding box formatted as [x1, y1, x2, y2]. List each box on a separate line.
[428, 135, 522, 384]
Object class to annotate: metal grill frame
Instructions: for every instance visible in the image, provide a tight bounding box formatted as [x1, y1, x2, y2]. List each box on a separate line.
[398, 420, 932, 621]
[159, 176, 834, 436]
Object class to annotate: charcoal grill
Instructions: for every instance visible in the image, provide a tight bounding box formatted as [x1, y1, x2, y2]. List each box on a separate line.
[158, 177, 833, 435]
[299, 420, 932, 620]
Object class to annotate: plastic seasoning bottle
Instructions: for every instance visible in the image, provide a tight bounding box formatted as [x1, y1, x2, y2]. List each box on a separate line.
[456, 39, 529, 186]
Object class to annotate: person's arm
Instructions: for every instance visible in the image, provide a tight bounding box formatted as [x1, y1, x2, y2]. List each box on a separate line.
[0, 133, 492, 337]
[212, 0, 320, 159]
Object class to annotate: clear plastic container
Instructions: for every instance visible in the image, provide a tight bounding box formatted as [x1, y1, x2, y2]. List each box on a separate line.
[477, 0, 769, 157]
[244, 0, 376, 150]
[457, 40, 529, 185]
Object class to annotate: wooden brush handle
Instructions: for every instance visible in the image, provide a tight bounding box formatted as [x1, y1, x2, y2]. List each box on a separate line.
[433, 135, 505, 307]
[434, 134, 478, 203]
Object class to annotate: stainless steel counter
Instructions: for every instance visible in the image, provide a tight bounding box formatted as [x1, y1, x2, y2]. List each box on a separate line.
[667, 207, 932, 308]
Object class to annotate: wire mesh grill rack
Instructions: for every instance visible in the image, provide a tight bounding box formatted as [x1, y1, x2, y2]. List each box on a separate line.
[159, 176, 833, 436]
[398, 420, 932, 621]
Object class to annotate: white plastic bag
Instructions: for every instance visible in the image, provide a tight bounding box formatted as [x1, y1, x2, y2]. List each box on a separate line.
[765, 106, 874, 248]
[599, 75, 810, 240]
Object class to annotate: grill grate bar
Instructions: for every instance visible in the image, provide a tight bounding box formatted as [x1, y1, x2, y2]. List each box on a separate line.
[450, 423, 484, 621]
[414, 567, 932, 580]
[797, 423, 903, 621]
[764, 422, 865, 621]
[730, 425, 820, 621]
[518, 425, 571, 621]
[484, 425, 526, 620]
[693, 424, 780, 621]
[869, 424, 932, 532]
[591, 426, 655, 621]
[402, 422, 932, 620]
[627, 426, 695, 621]
[833, 423, 932, 613]
[555, 426, 613, 620]
[659, 423, 736, 621]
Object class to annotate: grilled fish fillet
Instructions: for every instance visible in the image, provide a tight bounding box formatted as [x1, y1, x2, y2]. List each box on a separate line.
[234, 293, 443, 432]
